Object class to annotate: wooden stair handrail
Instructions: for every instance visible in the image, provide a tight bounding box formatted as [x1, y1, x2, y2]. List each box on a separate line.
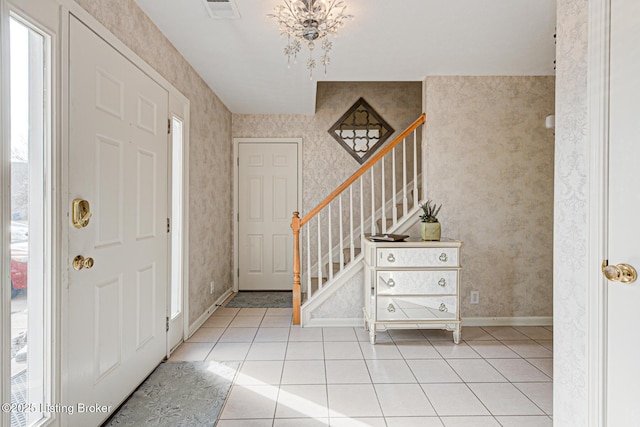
[300, 113, 426, 227]
[291, 212, 302, 325]
[290, 113, 425, 325]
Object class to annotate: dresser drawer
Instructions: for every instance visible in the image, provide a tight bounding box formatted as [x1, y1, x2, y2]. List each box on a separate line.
[376, 247, 458, 268]
[375, 298, 410, 320]
[377, 296, 457, 321]
[377, 270, 458, 295]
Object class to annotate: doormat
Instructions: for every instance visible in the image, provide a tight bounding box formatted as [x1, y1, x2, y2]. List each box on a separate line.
[225, 291, 293, 308]
[104, 360, 239, 426]
[10, 369, 27, 427]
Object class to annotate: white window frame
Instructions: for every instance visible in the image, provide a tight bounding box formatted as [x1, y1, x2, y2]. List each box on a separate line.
[2, 1, 192, 425]
[0, 1, 58, 425]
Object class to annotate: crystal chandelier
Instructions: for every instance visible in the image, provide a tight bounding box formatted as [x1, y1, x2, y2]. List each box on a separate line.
[268, 0, 352, 78]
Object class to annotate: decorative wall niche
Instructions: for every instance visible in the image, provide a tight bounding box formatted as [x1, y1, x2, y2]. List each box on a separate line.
[328, 97, 394, 164]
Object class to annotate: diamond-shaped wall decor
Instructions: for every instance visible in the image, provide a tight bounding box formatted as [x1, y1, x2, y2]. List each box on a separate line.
[328, 97, 395, 164]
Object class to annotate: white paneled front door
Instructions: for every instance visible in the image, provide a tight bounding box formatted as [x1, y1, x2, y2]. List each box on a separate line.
[66, 16, 168, 425]
[606, 1, 640, 424]
[238, 142, 298, 290]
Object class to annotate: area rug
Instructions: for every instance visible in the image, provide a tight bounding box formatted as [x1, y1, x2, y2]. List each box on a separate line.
[105, 361, 239, 426]
[225, 291, 292, 308]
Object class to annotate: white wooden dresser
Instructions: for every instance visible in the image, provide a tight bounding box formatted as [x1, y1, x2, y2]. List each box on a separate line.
[362, 238, 463, 344]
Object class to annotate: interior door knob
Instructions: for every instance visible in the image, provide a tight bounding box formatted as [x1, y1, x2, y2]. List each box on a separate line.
[73, 255, 95, 271]
[602, 260, 637, 283]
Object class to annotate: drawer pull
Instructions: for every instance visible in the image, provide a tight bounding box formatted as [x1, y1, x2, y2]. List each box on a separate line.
[439, 253, 448, 262]
[387, 278, 396, 287]
[438, 278, 447, 287]
[387, 304, 396, 313]
[387, 253, 396, 263]
[439, 303, 448, 312]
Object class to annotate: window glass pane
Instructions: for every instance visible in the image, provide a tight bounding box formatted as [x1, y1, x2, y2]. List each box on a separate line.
[10, 16, 47, 427]
[170, 117, 183, 318]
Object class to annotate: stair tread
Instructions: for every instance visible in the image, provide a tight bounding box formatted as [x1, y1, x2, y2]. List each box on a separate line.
[343, 247, 362, 253]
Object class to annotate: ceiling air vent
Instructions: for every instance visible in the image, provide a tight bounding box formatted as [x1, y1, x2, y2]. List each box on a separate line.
[203, 0, 241, 19]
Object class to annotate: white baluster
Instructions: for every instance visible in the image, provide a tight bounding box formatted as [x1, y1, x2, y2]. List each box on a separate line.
[413, 129, 419, 207]
[317, 214, 323, 290]
[371, 166, 375, 234]
[360, 177, 364, 239]
[349, 186, 355, 263]
[328, 203, 333, 280]
[392, 147, 397, 225]
[306, 224, 311, 297]
[381, 157, 386, 234]
[339, 195, 344, 272]
[403, 137, 408, 216]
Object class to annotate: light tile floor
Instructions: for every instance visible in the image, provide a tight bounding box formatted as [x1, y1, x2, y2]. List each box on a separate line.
[168, 307, 553, 427]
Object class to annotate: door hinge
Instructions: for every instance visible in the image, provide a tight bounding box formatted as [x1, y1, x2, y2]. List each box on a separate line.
[166, 316, 169, 332]
[237, 212, 239, 222]
[168, 119, 171, 134]
[167, 218, 171, 233]
[237, 268, 239, 278]
[237, 157, 239, 166]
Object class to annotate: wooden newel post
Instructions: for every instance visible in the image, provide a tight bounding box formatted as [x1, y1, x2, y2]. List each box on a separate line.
[291, 212, 302, 325]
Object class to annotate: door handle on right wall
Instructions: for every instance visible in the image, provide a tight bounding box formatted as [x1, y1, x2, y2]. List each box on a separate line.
[602, 260, 637, 283]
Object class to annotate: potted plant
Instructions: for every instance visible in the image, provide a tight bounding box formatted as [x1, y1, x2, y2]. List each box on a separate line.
[418, 200, 442, 241]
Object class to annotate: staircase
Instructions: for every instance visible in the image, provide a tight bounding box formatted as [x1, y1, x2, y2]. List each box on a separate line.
[302, 198, 419, 303]
[291, 114, 426, 325]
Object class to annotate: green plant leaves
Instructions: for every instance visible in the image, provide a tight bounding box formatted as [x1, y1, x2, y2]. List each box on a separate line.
[418, 200, 442, 223]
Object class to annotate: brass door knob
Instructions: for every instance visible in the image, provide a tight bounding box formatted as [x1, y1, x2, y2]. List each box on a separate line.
[602, 260, 637, 283]
[73, 255, 95, 271]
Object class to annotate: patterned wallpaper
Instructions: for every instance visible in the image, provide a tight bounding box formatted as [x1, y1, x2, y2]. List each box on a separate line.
[233, 82, 423, 283]
[75, 0, 234, 325]
[554, 0, 589, 424]
[309, 268, 364, 321]
[424, 76, 556, 319]
[233, 82, 423, 212]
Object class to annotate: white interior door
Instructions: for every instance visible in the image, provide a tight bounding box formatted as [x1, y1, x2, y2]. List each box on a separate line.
[66, 16, 168, 425]
[606, 1, 640, 424]
[238, 142, 298, 290]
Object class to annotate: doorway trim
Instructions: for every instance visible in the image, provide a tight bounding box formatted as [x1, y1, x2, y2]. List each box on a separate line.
[57, 2, 190, 413]
[168, 93, 190, 356]
[232, 138, 303, 293]
[0, 1, 60, 425]
[587, 0, 610, 424]
[0, 2, 9, 416]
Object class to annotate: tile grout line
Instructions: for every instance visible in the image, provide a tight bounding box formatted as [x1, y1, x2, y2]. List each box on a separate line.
[209, 321, 551, 424]
[467, 329, 551, 417]
[211, 309, 240, 426]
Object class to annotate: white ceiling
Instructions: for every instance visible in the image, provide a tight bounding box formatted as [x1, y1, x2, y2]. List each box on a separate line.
[134, 0, 556, 114]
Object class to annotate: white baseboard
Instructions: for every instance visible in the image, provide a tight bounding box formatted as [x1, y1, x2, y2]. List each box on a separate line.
[302, 316, 553, 328]
[303, 318, 363, 328]
[462, 316, 553, 327]
[187, 288, 234, 337]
